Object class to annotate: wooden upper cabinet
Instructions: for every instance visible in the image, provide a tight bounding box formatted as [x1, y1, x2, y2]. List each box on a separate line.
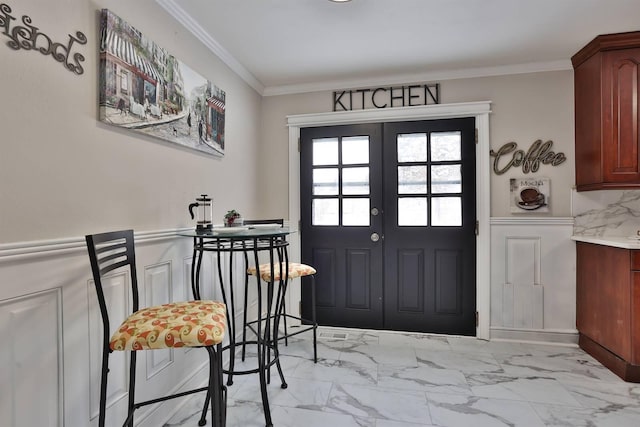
[572, 32, 640, 191]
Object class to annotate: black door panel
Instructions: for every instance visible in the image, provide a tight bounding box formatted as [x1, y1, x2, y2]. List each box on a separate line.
[300, 124, 384, 329]
[383, 118, 476, 335]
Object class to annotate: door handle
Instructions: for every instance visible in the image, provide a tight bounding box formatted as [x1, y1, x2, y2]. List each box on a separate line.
[371, 207, 380, 216]
[371, 232, 380, 242]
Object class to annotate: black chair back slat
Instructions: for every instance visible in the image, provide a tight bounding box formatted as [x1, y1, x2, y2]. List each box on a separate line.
[244, 219, 285, 246]
[96, 247, 127, 263]
[244, 219, 284, 225]
[94, 240, 127, 253]
[94, 245, 127, 266]
[86, 230, 140, 326]
[99, 259, 131, 276]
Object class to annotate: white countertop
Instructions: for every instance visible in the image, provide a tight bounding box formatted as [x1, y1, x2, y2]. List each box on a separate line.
[571, 235, 640, 249]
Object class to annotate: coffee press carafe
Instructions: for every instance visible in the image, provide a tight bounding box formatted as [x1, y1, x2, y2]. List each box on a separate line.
[188, 194, 213, 233]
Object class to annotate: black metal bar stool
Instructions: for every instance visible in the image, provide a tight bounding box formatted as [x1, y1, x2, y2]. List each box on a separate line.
[246, 261, 318, 362]
[240, 220, 318, 364]
[86, 230, 227, 427]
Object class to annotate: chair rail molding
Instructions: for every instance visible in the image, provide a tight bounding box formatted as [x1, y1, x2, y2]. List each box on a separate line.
[491, 216, 575, 226]
[287, 101, 492, 340]
[0, 228, 194, 262]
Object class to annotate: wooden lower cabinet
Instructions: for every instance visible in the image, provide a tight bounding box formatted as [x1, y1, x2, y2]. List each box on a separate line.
[576, 242, 640, 382]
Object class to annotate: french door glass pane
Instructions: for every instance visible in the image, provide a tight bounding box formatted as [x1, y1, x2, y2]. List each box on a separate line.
[397, 133, 427, 162]
[313, 137, 339, 165]
[431, 131, 461, 161]
[343, 167, 369, 195]
[398, 166, 427, 194]
[431, 165, 462, 194]
[343, 198, 370, 226]
[312, 198, 339, 225]
[342, 136, 369, 164]
[313, 168, 339, 195]
[432, 197, 462, 226]
[398, 197, 427, 226]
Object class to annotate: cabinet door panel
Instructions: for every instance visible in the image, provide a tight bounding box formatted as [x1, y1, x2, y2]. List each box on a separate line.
[603, 49, 640, 183]
[633, 271, 640, 364]
[576, 243, 632, 360]
[574, 53, 603, 188]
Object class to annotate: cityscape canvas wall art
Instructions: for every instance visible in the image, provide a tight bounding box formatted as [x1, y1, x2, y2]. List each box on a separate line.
[98, 9, 226, 156]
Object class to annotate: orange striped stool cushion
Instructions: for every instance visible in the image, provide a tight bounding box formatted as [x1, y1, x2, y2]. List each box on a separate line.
[248, 262, 316, 282]
[109, 300, 226, 351]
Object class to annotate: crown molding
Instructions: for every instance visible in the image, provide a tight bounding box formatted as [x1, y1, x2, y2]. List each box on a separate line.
[156, 0, 265, 94]
[264, 59, 572, 96]
[158, 0, 571, 98]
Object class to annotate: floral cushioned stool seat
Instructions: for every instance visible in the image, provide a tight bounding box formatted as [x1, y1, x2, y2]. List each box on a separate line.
[110, 300, 227, 351]
[247, 262, 316, 282]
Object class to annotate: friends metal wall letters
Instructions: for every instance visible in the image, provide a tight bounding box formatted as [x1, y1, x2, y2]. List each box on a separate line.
[0, 3, 87, 75]
[490, 140, 566, 175]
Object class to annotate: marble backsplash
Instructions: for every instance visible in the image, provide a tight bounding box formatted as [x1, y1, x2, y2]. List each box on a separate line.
[572, 189, 640, 237]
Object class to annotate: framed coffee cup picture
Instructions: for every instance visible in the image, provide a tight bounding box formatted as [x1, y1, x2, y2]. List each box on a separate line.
[510, 177, 550, 213]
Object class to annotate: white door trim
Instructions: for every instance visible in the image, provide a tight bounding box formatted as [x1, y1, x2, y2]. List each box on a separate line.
[287, 101, 492, 340]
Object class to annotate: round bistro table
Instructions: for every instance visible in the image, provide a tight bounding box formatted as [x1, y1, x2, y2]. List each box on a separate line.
[179, 226, 293, 427]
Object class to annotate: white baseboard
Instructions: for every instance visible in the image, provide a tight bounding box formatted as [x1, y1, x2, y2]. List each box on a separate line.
[490, 327, 579, 345]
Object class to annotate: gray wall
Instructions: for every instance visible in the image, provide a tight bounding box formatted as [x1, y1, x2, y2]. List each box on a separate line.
[0, 0, 263, 244]
[259, 71, 575, 218]
[0, 1, 576, 243]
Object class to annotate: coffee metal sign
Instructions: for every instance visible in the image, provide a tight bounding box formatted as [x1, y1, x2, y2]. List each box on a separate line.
[333, 83, 440, 111]
[490, 140, 566, 175]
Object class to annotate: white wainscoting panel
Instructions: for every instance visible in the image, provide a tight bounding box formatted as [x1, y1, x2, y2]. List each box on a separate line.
[88, 271, 130, 423]
[0, 229, 254, 427]
[506, 237, 541, 286]
[502, 282, 544, 329]
[502, 237, 544, 329]
[183, 256, 193, 298]
[0, 289, 63, 427]
[490, 217, 577, 344]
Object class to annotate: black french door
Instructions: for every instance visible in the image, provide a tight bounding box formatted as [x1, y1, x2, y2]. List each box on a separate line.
[300, 118, 476, 335]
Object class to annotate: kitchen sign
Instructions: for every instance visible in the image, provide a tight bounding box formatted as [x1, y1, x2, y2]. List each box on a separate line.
[490, 140, 566, 175]
[333, 83, 440, 111]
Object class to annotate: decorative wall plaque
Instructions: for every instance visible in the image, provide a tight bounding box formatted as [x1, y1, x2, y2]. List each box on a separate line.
[490, 140, 566, 175]
[510, 177, 550, 213]
[0, 3, 87, 75]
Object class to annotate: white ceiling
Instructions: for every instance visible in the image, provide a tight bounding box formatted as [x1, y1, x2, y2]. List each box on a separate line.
[158, 0, 640, 96]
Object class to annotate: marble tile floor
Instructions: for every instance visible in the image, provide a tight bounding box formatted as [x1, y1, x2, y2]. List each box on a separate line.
[165, 327, 640, 427]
